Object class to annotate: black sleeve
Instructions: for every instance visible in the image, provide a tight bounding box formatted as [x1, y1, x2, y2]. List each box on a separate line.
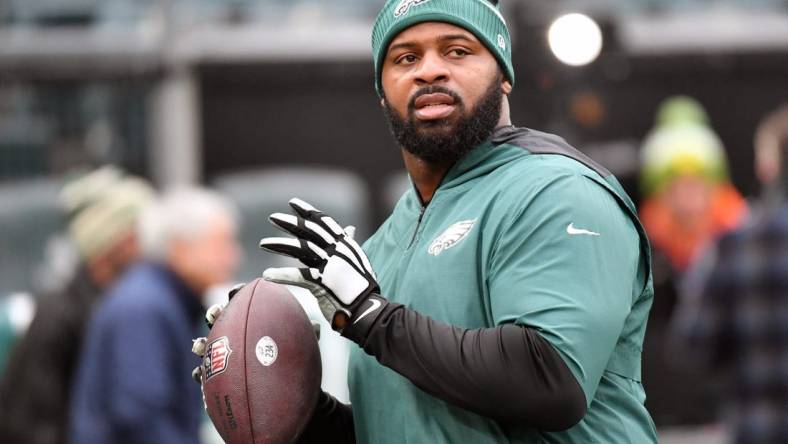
[342, 295, 587, 431]
[297, 391, 355, 444]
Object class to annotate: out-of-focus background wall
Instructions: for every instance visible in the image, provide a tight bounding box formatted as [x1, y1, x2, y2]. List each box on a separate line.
[0, 1, 787, 443]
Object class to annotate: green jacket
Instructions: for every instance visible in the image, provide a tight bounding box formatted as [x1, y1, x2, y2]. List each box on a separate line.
[351, 127, 657, 443]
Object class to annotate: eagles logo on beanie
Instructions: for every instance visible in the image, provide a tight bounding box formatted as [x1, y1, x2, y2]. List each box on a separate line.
[371, 0, 515, 97]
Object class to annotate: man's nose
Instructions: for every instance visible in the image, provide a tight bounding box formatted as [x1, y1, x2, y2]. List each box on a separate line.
[414, 51, 450, 86]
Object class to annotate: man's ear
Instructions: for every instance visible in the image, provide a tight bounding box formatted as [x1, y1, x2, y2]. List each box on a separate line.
[502, 80, 513, 95]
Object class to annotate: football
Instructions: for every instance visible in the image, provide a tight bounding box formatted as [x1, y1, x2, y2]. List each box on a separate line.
[200, 278, 322, 443]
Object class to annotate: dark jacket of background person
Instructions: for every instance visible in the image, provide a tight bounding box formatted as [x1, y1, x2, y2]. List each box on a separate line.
[678, 206, 788, 444]
[0, 267, 99, 444]
[69, 262, 204, 444]
[640, 250, 725, 427]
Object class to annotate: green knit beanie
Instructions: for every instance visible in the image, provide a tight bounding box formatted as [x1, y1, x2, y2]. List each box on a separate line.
[372, 0, 515, 97]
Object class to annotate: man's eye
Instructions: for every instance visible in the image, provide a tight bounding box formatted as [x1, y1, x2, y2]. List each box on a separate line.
[449, 48, 469, 57]
[396, 54, 418, 64]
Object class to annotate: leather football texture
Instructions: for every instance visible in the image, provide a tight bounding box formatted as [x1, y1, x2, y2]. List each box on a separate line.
[201, 278, 322, 443]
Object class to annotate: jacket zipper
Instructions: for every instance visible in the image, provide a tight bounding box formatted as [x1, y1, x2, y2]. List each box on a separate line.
[408, 205, 426, 249]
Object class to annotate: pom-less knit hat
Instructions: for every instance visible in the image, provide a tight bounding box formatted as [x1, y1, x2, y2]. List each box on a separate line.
[61, 167, 155, 261]
[372, 0, 515, 97]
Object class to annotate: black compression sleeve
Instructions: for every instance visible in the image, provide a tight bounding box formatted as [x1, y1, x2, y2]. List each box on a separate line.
[342, 300, 587, 431]
[297, 391, 355, 444]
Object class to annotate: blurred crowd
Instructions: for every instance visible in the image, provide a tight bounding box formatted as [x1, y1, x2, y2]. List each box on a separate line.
[0, 168, 242, 443]
[639, 98, 788, 443]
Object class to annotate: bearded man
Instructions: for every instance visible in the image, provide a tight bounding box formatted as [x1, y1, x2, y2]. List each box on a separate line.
[198, 1, 658, 442]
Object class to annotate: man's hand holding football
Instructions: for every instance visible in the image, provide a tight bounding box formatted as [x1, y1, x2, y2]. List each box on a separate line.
[260, 198, 386, 333]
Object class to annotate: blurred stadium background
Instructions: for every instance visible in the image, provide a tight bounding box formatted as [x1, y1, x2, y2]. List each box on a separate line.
[1, 0, 787, 442]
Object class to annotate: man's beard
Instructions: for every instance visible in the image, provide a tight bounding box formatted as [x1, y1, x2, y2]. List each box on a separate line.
[382, 74, 503, 165]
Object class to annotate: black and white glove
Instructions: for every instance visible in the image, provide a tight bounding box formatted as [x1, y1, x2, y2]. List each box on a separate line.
[260, 198, 387, 334]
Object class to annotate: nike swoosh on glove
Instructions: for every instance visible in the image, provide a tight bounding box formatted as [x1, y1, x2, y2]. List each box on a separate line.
[259, 198, 388, 335]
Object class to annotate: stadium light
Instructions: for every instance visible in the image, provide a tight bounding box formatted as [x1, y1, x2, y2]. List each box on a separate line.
[548, 13, 603, 67]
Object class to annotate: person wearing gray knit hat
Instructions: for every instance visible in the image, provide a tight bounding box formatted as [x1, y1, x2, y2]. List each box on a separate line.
[196, 2, 656, 443]
[62, 166, 155, 286]
[0, 166, 154, 444]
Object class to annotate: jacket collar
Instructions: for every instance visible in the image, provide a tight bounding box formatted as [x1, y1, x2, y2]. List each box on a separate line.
[147, 262, 205, 321]
[431, 125, 527, 194]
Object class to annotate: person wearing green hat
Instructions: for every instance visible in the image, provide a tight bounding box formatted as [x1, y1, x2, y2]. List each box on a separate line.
[637, 96, 748, 431]
[639, 96, 748, 273]
[196, 1, 656, 443]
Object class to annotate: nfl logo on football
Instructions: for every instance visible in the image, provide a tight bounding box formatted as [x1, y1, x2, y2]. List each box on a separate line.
[203, 336, 232, 380]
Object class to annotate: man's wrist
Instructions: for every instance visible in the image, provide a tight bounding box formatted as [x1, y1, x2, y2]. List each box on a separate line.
[340, 293, 389, 345]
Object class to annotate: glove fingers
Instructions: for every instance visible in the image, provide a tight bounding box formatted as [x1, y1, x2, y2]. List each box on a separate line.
[344, 236, 376, 278]
[331, 236, 375, 279]
[192, 366, 203, 384]
[322, 256, 372, 305]
[228, 282, 245, 301]
[269, 213, 334, 248]
[268, 213, 310, 239]
[192, 337, 207, 357]
[289, 198, 345, 237]
[264, 267, 340, 324]
[344, 225, 356, 240]
[288, 197, 323, 219]
[262, 266, 321, 291]
[286, 199, 375, 280]
[205, 303, 225, 329]
[317, 296, 348, 327]
[259, 237, 327, 268]
[333, 241, 364, 272]
[311, 320, 321, 340]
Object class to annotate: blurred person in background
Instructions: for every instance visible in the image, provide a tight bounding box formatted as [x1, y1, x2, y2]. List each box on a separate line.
[639, 96, 748, 275]
[69, 187, 240, 444]
[638, 96, 748, 428]
[0, 166, 154, 444]
[753, 106, 788, 211]
[672, 104, 788, 444]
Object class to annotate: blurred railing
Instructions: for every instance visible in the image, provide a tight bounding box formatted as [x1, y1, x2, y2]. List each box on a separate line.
[3, 0, 786, 29]
[537, 0, 788, 15]
[0, 0, 383, 28]
[0, 82, 150, 182]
